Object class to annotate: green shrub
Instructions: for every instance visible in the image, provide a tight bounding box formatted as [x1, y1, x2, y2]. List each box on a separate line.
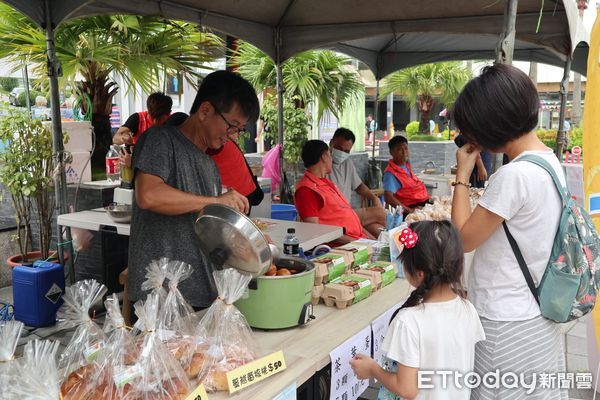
[0, 77, 18, 92]
[535, 127, 583, 153]
[405, 121, 420, 137]
[16, 90, 47, 107]
[409, 134, 446, 142]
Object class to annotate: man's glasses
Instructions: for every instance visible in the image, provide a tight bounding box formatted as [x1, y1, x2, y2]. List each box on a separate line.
[213, 105, 246, 136]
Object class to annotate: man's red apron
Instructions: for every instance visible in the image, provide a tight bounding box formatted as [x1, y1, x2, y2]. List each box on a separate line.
[296, 170, 364, 239]
[384, 161, 429, 206]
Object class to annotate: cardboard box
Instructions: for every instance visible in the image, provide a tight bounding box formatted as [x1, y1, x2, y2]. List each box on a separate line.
[321, 274, 373, 309]
[330, 242, 373, 268]
[312, 253, 349, 286]
[64, 151, 92, 184]
[354, 261, 398, 291]
[311, 284, 324, 306]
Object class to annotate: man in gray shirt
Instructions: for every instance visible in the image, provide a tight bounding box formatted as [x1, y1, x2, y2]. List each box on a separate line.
[128, 71, 258, 309]
[329, 128, 385, 238]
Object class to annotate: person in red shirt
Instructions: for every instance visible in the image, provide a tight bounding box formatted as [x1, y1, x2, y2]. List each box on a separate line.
[112, 92, 173, 146]
[383, 135, 430, 213]
[295, 140, 370, 244]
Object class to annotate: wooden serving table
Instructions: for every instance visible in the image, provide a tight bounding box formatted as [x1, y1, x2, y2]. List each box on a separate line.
[210, 278, 412, 399]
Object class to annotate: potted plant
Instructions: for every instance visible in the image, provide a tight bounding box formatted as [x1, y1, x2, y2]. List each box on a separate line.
[0, 110, 64, 266]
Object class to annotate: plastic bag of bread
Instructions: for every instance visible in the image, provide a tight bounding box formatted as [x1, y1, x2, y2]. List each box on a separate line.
[6, 339, 61, 400]
[193, 268, 258, 391]
[91, 294, 140, 399]
[57, 279, 108, 400]
[125, 293, 191, 400]
[158, 260, 198, 367]
[0, 321, 24, 398]
[141, 257, 170, 302]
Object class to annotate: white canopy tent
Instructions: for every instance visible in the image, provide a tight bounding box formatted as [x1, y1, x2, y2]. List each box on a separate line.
[1, 0, 591, 277]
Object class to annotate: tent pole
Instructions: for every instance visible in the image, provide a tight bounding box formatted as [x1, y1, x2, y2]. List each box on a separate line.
[275, 30, 285, 201]
[555, 56, 572, 157]
[372, 79, 380, 159]
[44, 0, 74, 283]
[492, 0, 519, 172]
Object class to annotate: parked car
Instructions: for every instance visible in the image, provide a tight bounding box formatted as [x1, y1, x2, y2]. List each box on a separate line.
[9, 87, 26, 106]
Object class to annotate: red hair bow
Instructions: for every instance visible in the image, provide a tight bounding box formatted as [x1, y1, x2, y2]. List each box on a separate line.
[398, 227, 418, 249]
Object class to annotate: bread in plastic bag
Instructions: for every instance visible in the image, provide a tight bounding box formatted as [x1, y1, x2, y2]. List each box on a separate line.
[126, 293, 191, 399]
[193, 268, 258, 391]
[156, 260, 199, 369]
[57, 279, 108, 399]
[0, 321, 24, 399]
[6, 339, 60, 400]
[133, 257, 170, 334]
[85, 293, 140, 399]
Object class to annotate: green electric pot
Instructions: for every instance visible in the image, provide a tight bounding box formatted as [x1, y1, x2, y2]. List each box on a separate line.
[235, 256, 316, 329]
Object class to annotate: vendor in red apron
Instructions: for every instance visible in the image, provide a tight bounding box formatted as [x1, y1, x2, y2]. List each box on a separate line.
[383, 135, 431, 214]
[112, 92, 173, 168]
[295, 140, 369, 245]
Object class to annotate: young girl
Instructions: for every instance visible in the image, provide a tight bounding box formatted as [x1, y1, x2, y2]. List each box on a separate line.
[350, 220, 485, 399]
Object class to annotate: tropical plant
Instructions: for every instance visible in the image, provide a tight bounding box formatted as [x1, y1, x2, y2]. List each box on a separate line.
[0, 4, 222, 167]
[0, 77, 18, 92]
[381, 62, 471, 134]
[232, 42, 363, 121]
[0, 110, 67, 262]
[405, 121, 420, 137]
[261, 94, 309, 164]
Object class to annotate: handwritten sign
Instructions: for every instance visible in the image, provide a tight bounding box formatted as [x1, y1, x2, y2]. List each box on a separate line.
[329, 325, 371, 400]
[184, 383, 209, 400]
[226, 350, 287, 393]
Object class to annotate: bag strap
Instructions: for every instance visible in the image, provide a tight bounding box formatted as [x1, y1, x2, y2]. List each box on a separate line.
[515, 154, 569, 205]
[502, 221, 540, 305]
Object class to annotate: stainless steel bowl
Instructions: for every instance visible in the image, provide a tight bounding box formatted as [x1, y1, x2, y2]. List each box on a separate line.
[104, 203, 132, 223]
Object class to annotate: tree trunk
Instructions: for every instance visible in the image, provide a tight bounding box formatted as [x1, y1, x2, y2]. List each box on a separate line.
[572, 72, 582, 126]
[418, 95, 434, 134]
[77, 64, 119, 171]
[529, 62, 538, 86]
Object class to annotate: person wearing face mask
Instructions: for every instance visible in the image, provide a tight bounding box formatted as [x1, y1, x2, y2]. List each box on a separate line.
[329, 128, 386, 237]
[295, 140, 370, 244]
[383, 135, 430, 214]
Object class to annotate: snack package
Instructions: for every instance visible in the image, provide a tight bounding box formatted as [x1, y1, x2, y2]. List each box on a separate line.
[126, 293, 191, 400]
[57, 279, 108, 400]
[93, 294, 140, 399]
[193, 268, 258, 391]
[0, 321, 24, 398]
[6, 339, 61, 400]
[133, 258, 170, 334]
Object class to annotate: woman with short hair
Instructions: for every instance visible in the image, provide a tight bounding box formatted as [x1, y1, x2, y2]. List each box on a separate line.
[451, 64, 567, 400]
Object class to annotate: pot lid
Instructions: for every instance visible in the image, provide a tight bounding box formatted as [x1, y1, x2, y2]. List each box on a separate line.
[194, 204, 272, 277]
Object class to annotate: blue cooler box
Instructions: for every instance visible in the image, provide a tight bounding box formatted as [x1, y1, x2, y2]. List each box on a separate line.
[12, 260, 65, 327]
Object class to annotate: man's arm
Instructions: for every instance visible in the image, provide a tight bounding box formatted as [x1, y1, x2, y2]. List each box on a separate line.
[135, 171, 249, 215]
[384, 191, 413, 213]
[113, 126, 133, 145]
[356, 183, 382, 207]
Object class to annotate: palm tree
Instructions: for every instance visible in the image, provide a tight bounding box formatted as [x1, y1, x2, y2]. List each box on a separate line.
[231, 41, 363, 121]
[381, 62, 471, 133]
[0, 4, 221, 166]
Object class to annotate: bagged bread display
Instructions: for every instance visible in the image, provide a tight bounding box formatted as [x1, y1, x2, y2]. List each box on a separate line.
[57, 279, 108, 400]
[0, 321, 24, 399]
[6, 339, 61, 400]
[193, 268, 258, 392]
[125, 293, 191, 399]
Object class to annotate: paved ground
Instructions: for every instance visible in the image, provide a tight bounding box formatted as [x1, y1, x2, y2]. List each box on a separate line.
[0, 285, 597, 399]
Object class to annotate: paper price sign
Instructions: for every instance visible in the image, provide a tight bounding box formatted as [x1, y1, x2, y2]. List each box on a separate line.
[184, 383, 209, 400]
[330, 325, 372, 400]
[226, 350, 287, 393]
